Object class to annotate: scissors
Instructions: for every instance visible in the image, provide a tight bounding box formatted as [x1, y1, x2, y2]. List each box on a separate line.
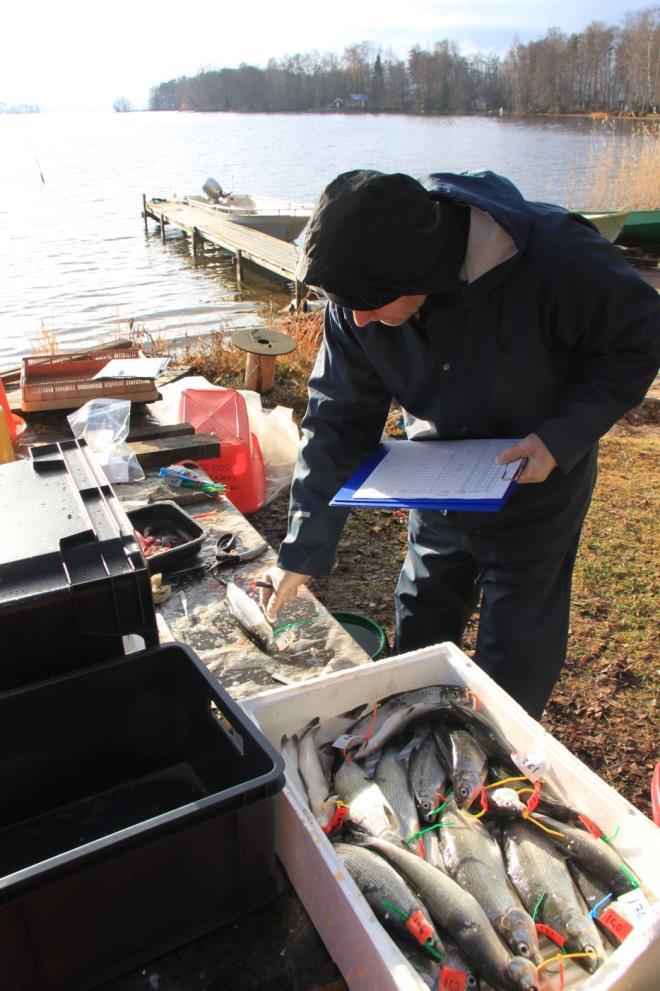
[214, 531, 269, 566]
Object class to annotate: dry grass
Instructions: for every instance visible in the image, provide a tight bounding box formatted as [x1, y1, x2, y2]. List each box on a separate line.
[29, 321, 60, 356]
[571, 123, 660, 211]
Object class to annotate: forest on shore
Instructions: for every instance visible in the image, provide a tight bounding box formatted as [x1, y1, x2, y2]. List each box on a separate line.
[149, 6, 659, 117]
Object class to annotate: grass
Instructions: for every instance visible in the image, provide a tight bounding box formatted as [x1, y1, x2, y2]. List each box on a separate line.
[569, 122, 660, 211]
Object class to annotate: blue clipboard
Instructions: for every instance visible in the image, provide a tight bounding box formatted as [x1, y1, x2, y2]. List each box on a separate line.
[329, 441, 521, 512]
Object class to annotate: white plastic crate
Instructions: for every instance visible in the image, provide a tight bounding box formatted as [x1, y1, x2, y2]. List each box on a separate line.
[244, 642, 660, 991]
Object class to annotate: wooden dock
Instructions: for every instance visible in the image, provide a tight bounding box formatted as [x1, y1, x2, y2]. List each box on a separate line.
[142, 196, 307, 305]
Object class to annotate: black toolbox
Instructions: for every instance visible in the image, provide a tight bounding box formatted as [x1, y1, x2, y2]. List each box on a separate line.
[0, 439, 158, 690]
[0, 642, 285, 991]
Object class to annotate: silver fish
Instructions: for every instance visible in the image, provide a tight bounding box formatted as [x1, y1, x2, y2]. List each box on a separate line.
[531, 813, 639, 897]
[374, 745, 421, 846]
[225, 582, 274, 651]
[346, 685, 474, 759]
[367, 837, 540, 991]
[334, 759, 401, 840]
[437, 801, 542, 964]
[435, 726, 488, 810]
[409, 732, 449, 823]
[279, 733, 308, 804]
[334, 842, 446, 960]
[502, 819, 605, 973]
[297, 719, 335, 830]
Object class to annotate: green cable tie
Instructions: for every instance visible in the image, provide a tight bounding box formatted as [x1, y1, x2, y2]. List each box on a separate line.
[428, 800, 450, 819]
[423, 943, 445, 961]
[381, 899, 408, 920]
[532, 892, 547, 921]
[272, 619, 313, 635]
[620, 864, 640, 889]
[404, 821, 459, 843]
[600, 824, 621, 844]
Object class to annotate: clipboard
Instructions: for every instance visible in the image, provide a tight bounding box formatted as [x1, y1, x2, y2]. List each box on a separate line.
[330, 440, 524, 512]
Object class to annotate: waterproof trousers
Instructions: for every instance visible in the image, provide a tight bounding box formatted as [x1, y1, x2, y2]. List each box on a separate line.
[394, 508, 585, 719]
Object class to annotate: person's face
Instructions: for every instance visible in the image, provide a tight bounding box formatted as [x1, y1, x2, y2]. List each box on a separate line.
[352, 294, 427, 328]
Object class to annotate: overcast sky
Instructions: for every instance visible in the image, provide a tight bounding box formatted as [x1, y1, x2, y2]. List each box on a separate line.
[2, 1, 650, 111]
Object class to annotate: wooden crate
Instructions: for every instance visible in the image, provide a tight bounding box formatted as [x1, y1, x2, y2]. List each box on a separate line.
[21, 348, 160, 411]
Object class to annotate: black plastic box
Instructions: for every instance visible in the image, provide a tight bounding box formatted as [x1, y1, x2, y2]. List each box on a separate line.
[0, 642, 285, 991]
[127, 500, 206, 574]
[0, 439, 158, 690]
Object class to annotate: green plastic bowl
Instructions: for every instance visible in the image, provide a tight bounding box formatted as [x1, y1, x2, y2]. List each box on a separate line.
[331, 611, 390, 660]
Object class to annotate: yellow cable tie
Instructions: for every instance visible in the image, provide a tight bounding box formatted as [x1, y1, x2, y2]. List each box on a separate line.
[536, 952, 598, 973]
[485, 775, 529, 790]
[523, 811, 565, 837]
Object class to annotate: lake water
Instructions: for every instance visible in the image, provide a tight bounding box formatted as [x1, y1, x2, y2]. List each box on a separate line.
[0, 110, 635, 372]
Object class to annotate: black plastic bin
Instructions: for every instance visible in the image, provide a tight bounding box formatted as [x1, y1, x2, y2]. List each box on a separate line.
[127, 500, 206, 574]
[0, 439, 158, 690]
[0, 642, 285, 991]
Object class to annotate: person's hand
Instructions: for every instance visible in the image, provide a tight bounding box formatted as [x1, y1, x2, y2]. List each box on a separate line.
[260, 566, 310, 622]
[496, 432, 557, 484]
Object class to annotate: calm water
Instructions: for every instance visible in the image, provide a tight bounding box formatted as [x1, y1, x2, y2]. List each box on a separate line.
[0, 110, 632, 372]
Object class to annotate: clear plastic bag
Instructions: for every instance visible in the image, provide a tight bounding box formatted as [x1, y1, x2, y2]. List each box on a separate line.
[67, 399, 145, 483]
[241, 391, 300, 505]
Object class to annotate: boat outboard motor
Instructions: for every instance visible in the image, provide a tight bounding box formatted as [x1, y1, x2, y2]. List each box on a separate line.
[203, 177, 224, 202]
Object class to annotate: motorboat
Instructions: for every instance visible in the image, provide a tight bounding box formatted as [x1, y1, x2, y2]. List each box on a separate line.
[184, 177, 312, 241]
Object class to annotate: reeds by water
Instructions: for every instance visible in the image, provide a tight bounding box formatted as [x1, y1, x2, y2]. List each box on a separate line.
[569, 122, 660, 211]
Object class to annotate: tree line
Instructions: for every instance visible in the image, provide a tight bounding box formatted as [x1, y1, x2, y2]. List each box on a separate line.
[149, 7, 659, 116]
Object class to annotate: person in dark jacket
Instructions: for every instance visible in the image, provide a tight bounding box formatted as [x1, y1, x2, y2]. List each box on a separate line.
[261, 169, 659, 717]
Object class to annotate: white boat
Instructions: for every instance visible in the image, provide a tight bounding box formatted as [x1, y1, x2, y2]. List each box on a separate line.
[184, 178, 312, 241]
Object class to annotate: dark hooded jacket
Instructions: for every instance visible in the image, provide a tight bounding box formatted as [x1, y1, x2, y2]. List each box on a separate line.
[279, 171, 659, 575]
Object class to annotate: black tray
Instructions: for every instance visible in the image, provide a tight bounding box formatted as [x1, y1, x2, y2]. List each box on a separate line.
[128, 500, 206, 573]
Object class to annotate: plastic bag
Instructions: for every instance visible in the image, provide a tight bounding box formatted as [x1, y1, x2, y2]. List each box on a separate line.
[240, 390, 300, 505]
[67, 398, 145, 483]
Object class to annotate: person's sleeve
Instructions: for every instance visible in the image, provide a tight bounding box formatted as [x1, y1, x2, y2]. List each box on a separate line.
[277, 305, 392, 575]
[534, 226, 660, 472]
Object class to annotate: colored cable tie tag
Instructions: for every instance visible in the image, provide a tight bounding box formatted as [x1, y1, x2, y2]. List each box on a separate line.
[536, 922, 565, 946]
[526, 781, 542, 814]
[439, 965, 468, 991]
[405, 910, 434, 946]
[578, 813, 604, 839]
[598, 907, 633, 942]
[511, 751, 549, 782]
[322, 802, 349, 835]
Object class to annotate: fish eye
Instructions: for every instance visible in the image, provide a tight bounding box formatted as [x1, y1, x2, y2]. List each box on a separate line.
[517, 942, 531, 957]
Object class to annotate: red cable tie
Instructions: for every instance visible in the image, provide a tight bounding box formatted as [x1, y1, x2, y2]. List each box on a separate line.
[536, 922, 565, 947]
[526, 781, 542, 814]
[322, 802, 348, 835]
[579, 814, 604, 839]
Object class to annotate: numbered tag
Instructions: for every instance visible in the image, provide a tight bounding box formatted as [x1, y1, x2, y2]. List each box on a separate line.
[617, 888, 650, 925]
[405, 910, 434, 946]
[598, 907, 633, 942]
[439, 966, 468, 991]
[332, 733, 362, 751]
[511, 751, 549, 782]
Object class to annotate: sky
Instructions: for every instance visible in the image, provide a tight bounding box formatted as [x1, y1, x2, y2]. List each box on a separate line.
[1, 0, 650, 111]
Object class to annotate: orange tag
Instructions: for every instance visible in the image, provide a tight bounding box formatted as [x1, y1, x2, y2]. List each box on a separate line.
[536, 923, 565, 946]
[321, 803, 348, 835]
[439, 966, 468, 991]
[578, 814, 604, 838]
[599, 907, 633, 942]
[405, 910, 434, 946]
